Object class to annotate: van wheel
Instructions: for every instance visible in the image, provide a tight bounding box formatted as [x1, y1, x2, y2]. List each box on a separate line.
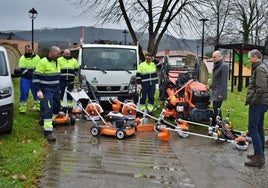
[1, 116, 13, 134]
[2, 127, 12, 134]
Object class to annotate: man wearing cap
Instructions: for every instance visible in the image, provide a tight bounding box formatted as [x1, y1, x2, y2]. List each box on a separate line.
[136, 52, 161, 114]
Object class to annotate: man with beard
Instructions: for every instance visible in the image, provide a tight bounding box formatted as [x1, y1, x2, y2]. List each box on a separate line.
[58, 49, 79, 111]
[18, 45, 40, 113]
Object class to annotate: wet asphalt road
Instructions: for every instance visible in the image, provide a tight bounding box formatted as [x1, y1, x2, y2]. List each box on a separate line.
[39, 118, 268, 188]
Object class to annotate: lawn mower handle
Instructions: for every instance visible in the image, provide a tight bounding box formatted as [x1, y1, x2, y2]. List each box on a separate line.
[167, 79, 194, 100]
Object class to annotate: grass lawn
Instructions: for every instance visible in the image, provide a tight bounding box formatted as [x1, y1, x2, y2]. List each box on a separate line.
[221, 85, 268, 132]
[0, 77, 267, 187]
[0, 78, 46, 188]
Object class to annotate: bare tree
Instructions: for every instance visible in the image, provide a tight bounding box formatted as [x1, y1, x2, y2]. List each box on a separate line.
[229, 0, 268, 44]
[70, 0, 206, 60]
[204, 0, 233, 45]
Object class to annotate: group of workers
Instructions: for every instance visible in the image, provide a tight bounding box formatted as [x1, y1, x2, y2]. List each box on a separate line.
[18, 45, 78, 142]
[17, 45, 267, 167]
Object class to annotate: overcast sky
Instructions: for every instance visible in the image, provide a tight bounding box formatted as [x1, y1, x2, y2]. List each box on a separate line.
[1, 0, 125, 31]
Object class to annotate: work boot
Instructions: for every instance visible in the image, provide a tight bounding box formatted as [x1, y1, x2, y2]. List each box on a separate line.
[45, 134, 56, 142]
[247, 154, 255, 159]
[138, 104, 146, 112]
[147, 104, 154, 114]
[34, 101, 40, 111]
[244, 155, 265, 167]
[19, 102, 27, 113]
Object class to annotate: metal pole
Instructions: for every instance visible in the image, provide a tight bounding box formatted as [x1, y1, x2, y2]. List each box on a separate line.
[122, 30, 128, 45]
[32, 18, 34, 51]
[29, 8, 38, 52]
[199, 18, 208, 61]
[201, 22, 204, 61]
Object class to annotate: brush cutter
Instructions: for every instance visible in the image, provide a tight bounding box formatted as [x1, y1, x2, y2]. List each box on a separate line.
[176, 115, 250, 151]
[152, 112, 249, 151]
[159, 123, 249, 150]
[111, 98, 249, 150]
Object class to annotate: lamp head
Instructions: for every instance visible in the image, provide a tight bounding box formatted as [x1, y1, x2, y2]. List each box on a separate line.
[122, 29, 128, 37]
[29, 8, 38, 19]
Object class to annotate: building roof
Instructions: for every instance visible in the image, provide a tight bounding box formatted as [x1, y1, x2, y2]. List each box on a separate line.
[0, 32, 26, 41]
[156, 49, 197, 58]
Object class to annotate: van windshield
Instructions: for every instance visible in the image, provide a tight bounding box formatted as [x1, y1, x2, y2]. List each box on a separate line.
[81, 47, 137, 70]
[0, 51, 8, 76]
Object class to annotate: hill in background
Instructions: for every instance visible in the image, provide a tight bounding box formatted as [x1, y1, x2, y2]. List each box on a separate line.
[13, 26, 213, 54]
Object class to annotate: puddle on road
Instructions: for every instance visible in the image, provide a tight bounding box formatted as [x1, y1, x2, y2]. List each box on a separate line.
[152, 165, 178, 171]
[39, 122, 196, 188]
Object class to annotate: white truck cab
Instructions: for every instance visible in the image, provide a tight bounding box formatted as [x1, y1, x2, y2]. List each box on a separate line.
[0, 46, 14, 134]
[78, 43, 139, 110]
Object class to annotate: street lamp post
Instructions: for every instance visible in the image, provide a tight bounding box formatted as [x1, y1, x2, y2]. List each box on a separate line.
[28, 8, 38, 52]
[122, 30, 128, 45]
[196, 45, 199, 58]
[199, 18, 208, 61]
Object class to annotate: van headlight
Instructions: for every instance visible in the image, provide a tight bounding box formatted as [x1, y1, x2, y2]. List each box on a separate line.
[128, 76, 137, 94]
[79, 75, 89, 93]
[0, 87, 12, 99]
[128, 84, 137, 93]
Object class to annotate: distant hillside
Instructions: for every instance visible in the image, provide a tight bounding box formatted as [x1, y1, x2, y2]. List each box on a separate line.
[13, 26, 213, 53]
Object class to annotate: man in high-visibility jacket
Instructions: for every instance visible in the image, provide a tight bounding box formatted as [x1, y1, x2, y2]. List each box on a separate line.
[18, 45, 40, 113]
[136, 52, 161, 113]
[58, 49, 79, 110]
[33, 46, 61, 142]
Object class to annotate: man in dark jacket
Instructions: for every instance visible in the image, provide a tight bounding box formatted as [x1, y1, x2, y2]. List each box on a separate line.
[244, 49, 268, 167]
[210, 50, 228, 125]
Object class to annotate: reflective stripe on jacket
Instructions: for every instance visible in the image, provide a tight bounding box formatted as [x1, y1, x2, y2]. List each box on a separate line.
[19, 54, 40, 79]
[33, 57, 60, 91]
[136, 61, 158, 85]
[58, 56, 79, 81]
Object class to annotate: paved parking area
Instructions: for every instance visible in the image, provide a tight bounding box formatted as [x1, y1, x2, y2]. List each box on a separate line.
[39, 119, 268, 188]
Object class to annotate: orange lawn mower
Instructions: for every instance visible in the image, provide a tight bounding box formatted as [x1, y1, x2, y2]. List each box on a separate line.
[52, 111, 76, 126]
[52, 82, 101, 126]
[53, 84, 83, 126]
[88, 97, 137, 139]
[39, 105, 76, 127]
[63, 80, 137, 139]
[60, 82, 137, 140]
[38, 83, 78, 127]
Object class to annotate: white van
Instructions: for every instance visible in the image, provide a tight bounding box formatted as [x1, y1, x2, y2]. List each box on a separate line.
[0, 46, 14, 134]
[78, 43, 139, 110]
